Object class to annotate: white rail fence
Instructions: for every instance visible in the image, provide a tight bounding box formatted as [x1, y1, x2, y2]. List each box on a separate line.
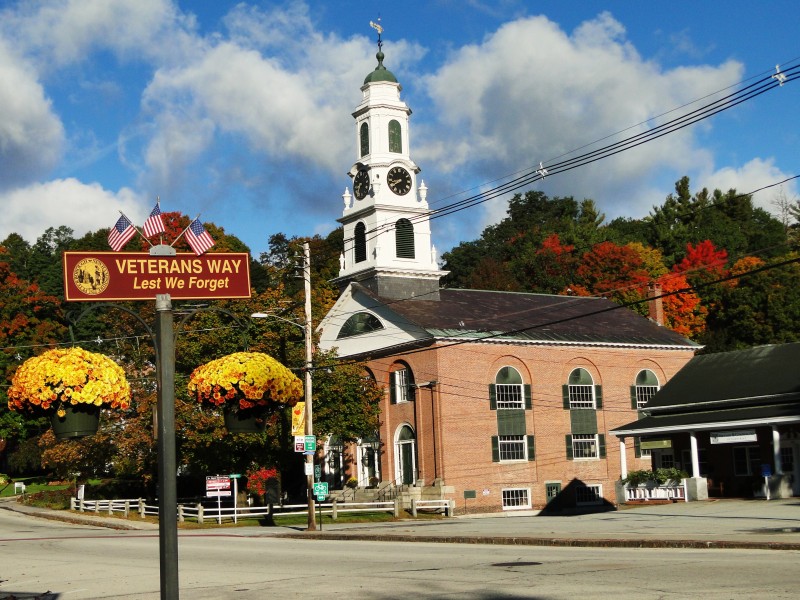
[624, 480, 688, 502]
[70, 496, 455, 523]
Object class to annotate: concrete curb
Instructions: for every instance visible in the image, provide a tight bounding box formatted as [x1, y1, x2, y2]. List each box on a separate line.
[276, 531, 800, 551]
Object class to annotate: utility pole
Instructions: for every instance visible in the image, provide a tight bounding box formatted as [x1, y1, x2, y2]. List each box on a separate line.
[303, 241, 316, 531]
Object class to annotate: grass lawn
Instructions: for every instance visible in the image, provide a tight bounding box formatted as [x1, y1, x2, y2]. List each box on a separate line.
[0, 476, 73, 499]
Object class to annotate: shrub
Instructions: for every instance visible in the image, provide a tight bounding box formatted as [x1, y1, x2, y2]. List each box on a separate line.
[654, 467, 689, 484]
[622, 470, 654, 486]
[623, 468, 688, 486]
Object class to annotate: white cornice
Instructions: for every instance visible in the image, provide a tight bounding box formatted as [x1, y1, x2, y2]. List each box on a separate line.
[611, 414, 800, 437]
[433, 334, 697, 352]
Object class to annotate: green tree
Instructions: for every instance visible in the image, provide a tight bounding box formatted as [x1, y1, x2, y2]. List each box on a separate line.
[701, 256, 800, 352]
[311, 350, 383, 441]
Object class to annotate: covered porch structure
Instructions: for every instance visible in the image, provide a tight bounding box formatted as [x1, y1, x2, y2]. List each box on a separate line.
[612, 343, 800, 501]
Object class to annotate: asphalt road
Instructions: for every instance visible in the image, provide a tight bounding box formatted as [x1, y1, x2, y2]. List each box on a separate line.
[1, 504, 799, 599]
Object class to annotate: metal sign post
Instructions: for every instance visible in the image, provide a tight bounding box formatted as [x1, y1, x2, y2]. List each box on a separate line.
[155, 294, 178, 599]
[65, 241, 253, 600]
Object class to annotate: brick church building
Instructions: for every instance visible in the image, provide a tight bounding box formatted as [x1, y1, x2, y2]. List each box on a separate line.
[317, 37, 697, 512]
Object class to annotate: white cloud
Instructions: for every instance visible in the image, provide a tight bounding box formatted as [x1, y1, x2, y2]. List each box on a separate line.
[0, 179, 144, 243]
[700, 158, 799, 213]
[0, 0, 199, 70]
[140, 38, 372, 180]
[417, 12, 744, 230]
[0, 39, 64, 188]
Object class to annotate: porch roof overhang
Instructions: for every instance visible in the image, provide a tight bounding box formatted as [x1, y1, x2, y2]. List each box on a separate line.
[611, 401, 800, 438]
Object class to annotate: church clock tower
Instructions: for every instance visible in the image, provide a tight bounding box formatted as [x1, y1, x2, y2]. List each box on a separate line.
[333, 23, 447, 300]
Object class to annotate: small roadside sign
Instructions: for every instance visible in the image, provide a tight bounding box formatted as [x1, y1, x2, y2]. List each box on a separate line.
[206, 475, 231, 498]
[312, 482, 328, 496]
[294, 436, 305, 452]
[229, 473, 242, 479]
[304, 435, 316, 452]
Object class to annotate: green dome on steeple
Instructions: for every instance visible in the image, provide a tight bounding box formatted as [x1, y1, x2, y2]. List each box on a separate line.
[364, 50, 397, 84]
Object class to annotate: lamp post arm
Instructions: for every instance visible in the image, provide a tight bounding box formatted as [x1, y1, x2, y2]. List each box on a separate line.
[250, 312, 305, 330]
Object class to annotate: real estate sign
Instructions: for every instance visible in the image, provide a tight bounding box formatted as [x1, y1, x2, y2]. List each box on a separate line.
[63, 251, 251, 301]
[205, 475, 232, 498]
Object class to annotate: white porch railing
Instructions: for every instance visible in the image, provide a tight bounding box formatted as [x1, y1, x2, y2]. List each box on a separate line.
[624, 480, 688, 502]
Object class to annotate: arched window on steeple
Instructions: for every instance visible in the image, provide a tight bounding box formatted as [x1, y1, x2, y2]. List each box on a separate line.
[354, 222, 367, 263]
[395, 218, 414, 259]
[388, 119, 402, 153]
[359, 122, 369, 157]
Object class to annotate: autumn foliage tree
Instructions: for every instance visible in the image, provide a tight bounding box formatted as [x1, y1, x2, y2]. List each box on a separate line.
[571, 241, 651, 308]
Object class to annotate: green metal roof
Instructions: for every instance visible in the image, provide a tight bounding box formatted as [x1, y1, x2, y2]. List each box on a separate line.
[646, 343, 800, 411]
[612, 343, 800, 436]
[614, 401, 800, 436]
[364, 51, 398, 84]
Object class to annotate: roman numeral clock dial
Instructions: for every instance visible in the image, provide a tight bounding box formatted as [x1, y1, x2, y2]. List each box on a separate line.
[387, 166, 412, 196]
[353, 170, 371, 199]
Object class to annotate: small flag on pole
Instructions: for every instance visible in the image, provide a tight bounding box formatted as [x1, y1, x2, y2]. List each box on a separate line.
[108, 214, 136, 251]
[143, 201, 166, 237]
[185, 219, 215, 255]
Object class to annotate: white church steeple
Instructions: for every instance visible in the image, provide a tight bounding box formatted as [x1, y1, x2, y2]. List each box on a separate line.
[333, 23, 447, 300]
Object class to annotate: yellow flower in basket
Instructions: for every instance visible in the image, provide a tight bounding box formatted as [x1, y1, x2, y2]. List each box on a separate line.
[8, 347, 131, 414]
[188, 352, 303, 412]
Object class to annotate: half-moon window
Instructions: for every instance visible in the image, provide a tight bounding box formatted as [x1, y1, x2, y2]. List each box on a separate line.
[337, 312, 384, 339]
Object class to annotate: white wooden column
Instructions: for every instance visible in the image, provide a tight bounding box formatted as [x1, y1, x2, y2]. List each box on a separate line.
[772, 426, 783, 474]
[619, 438, 628, 479]
[689, 431, 700, 477]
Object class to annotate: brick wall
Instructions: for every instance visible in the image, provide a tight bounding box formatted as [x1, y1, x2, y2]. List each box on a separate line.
[369, 341, 694, 511]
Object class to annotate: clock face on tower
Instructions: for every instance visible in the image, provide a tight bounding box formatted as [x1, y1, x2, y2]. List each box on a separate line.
[353, 170, 370, 200]
[387, 166, 412, 196]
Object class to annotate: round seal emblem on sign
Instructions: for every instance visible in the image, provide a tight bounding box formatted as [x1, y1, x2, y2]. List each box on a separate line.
[73, 258, 110, 295]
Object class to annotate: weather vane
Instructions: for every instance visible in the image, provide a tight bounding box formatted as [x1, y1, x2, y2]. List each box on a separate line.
[369, 17, 383, 50]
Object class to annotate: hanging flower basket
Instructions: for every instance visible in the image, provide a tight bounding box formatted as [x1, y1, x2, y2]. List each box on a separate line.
[51, 404, 101, 439]
[188, 352, 303, 434]
[8, 347, 131, 440]
[223, 406, 268, 433]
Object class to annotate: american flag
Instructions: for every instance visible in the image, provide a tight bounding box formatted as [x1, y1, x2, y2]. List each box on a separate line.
[143, 201, 165, 237]
[108, 214, 136, 251]
[186, 219, 215, 255]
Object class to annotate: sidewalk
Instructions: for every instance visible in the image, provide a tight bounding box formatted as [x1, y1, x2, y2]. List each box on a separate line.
[4, 496, 799, 549]
[285, 498, 800, 550]
[0, 496, 159, 530]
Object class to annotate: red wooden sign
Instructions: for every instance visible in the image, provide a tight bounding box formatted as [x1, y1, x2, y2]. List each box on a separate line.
[63, 252, 251, 301]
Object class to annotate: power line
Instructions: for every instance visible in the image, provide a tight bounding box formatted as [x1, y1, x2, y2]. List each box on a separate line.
[347, 62, 798, 248]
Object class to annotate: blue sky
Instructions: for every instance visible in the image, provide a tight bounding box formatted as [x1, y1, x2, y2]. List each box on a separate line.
[0, 0, 797, 259]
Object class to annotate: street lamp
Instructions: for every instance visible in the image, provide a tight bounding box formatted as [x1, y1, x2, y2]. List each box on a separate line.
[251, 241, 316, 531]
